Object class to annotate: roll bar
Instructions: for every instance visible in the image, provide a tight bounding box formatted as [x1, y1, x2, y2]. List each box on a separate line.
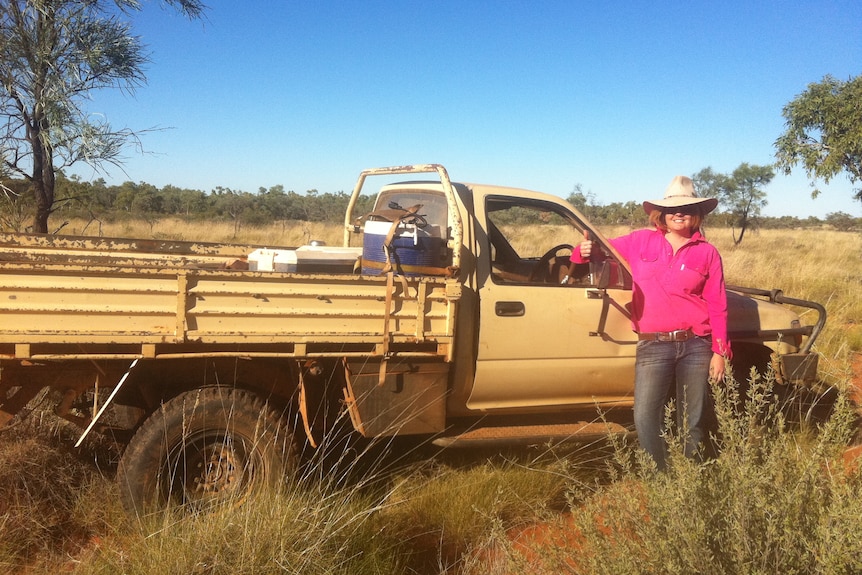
[343, 164, 463, 273]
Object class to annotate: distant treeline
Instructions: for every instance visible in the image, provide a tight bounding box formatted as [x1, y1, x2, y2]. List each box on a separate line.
[1, 175, 860, 233]
[0, 175, 377, 233]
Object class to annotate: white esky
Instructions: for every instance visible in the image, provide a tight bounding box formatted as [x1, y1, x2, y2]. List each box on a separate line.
[74, 0, 862, 218]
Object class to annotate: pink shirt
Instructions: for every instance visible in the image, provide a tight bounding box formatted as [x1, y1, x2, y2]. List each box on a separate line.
[573, 228, 731, 357]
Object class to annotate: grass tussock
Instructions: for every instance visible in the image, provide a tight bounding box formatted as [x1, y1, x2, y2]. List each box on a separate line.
[75, 486, 404, 575]
[0, 430, 118, 574]
[0, 422, 611, 574]
[62, 440, 587, 575]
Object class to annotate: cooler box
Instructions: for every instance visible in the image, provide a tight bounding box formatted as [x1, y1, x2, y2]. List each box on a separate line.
[247, 248, 297, 272]
[295, 245, 362, 273]
[361, 220, 447, 276]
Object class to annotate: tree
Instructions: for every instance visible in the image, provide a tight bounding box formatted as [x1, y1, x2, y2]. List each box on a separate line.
[0, 0, 205, 234]
[774, 74, 862, 203]
[693, 163, 773, 245]
[211, 186, 254, 237]
[0, 174, 31, 231]
[603, 201, 644, 227]
[824, 211, 859, 232]
[566, 183, 597, 219]
[160, 184, 205, 217]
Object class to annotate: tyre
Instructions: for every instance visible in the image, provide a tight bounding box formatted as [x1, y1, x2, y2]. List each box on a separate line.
[117, 387, 297, 515]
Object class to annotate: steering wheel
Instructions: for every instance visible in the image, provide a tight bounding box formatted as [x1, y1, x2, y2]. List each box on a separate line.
[529, 243, 574, 283]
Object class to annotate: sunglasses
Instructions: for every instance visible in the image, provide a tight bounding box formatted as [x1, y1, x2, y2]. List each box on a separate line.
[663, 206, 700, 216]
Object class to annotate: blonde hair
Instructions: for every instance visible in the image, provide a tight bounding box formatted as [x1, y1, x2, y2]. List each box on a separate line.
[649, 208, 703, 232]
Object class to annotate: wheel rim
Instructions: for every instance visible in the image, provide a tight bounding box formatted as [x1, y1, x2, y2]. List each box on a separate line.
[164, 429, 261, 507]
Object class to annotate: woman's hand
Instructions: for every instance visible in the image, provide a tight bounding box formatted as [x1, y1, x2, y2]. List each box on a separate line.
[709, 353, 726, 382]
[578, 230, 594, 260]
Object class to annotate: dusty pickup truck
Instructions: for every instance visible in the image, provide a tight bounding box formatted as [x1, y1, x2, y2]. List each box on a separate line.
[0, 164, 825, 512]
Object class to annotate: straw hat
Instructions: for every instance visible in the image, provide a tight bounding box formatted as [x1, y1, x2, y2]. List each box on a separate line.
[642, 175, 718, 215]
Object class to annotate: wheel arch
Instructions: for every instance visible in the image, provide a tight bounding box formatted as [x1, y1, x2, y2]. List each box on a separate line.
[112, 357, 305, 433]
[730, 341, 775, 385]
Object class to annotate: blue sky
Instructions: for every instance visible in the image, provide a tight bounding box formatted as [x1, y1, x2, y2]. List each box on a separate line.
[78, 0, 862, 218]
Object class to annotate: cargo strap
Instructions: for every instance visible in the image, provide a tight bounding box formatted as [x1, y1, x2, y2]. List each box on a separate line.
[354, 204, 427, 228]
[379, 271, 396, 385]
[362, 204, 456, 277]
[378, 270, 415, 385]
[380, 205, 423, 274]
[361, 257, 456, 278]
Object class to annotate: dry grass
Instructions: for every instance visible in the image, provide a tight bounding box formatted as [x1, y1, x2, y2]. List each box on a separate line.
[0, 428, 120, 574]
[56, 217, 346, 247]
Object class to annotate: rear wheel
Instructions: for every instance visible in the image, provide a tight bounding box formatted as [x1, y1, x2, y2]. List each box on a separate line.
[117, 387, 297, 515]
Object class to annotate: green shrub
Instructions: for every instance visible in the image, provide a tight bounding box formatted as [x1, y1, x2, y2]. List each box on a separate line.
[512, 371, 862, 575]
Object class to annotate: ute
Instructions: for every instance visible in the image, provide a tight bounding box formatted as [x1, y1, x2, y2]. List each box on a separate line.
[0, 164, 827, 513]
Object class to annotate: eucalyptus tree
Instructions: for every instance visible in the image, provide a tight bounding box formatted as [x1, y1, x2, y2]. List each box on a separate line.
[693, 163, 773, 246]
[775, 74, 862, 203]
[0, 0, 205, 233]
[824, 211, 860, 232]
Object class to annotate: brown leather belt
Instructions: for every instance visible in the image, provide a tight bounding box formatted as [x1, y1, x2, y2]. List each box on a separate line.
[638, 329, 694, 342]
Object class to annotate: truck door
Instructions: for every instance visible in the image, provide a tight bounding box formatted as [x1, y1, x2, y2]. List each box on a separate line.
[468, 195, 638, 410]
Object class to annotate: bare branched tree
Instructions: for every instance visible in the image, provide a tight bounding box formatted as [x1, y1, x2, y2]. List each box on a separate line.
[693, 163, 773, 246]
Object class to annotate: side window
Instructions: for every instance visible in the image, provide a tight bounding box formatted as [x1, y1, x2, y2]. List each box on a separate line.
[485, 196, 628, 288]
[485, 197, 583, 285]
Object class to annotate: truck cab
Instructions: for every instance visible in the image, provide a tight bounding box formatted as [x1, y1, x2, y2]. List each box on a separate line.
[349, 165, 824, 442]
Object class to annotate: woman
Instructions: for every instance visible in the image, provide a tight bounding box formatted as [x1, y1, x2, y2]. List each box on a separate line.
[573, 175, 731, 470]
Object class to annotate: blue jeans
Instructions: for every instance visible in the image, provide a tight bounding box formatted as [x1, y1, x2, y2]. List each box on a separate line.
[633, 336, 714, 470]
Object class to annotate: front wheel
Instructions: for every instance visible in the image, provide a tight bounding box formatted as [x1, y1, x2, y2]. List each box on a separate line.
[117, 387, 297, 515]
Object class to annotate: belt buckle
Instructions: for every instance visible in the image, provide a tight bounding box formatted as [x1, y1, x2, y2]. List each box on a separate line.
[671, 329, 689, 341]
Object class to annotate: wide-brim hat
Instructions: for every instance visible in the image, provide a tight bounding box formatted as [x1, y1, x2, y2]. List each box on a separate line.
[642, 175, 718, 215]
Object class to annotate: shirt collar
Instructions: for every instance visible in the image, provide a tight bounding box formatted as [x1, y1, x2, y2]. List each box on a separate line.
[654, 227, 705, 243]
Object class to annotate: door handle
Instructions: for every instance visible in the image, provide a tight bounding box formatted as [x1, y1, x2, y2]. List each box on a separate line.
[586, 289, 605, 300]
[495, 301, 525, 317]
